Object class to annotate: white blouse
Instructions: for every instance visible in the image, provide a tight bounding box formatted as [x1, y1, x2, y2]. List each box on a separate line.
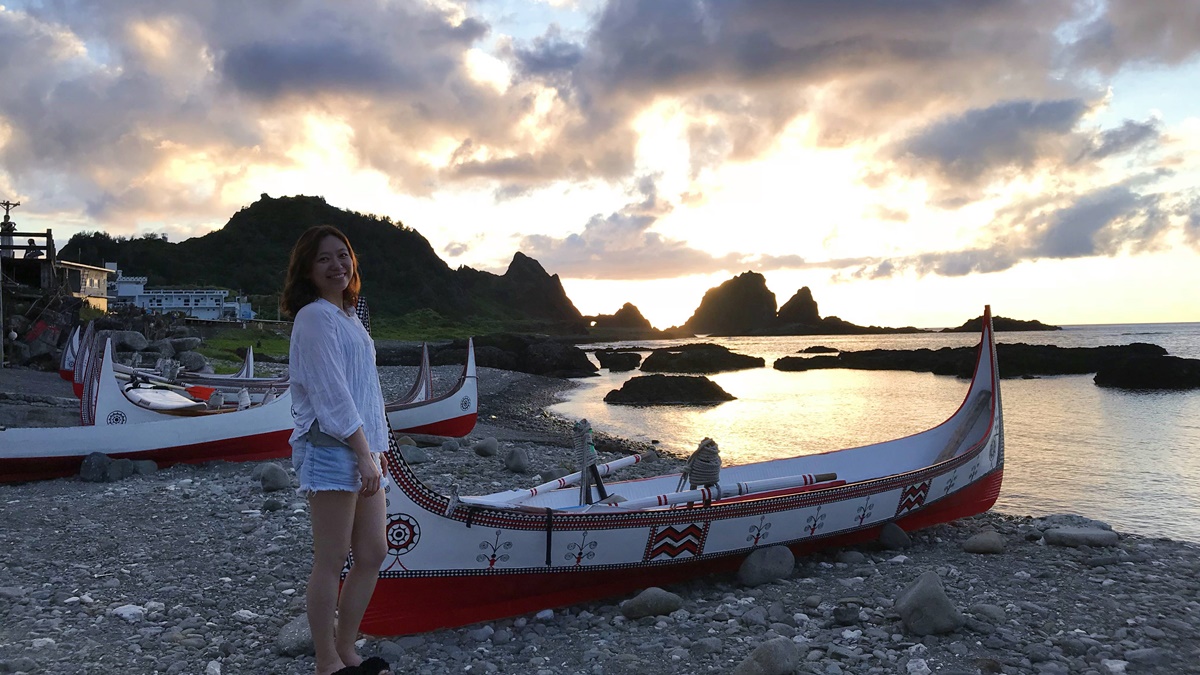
[288, 298, 388, 454]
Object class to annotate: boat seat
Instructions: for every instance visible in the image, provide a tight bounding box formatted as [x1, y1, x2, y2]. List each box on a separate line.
[124, 386, 207, 412]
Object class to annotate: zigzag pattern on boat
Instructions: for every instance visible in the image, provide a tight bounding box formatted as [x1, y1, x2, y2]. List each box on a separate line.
[644, 523, 709, 561]
[895, 480, 932, 516]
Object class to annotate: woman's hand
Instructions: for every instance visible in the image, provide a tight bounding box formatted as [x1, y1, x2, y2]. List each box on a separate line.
[357, 452, 382, 497]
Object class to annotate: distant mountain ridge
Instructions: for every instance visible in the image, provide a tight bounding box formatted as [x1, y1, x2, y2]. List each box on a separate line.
[61, 194, 586, 331]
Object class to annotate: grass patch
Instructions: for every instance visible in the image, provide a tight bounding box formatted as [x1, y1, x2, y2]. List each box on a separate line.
[197, 327, 290, 363]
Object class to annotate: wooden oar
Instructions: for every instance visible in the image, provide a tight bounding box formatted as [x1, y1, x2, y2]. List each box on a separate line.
[113, 370, 217, 402]
[609, 472, 839, 511]
[504, 453, 650, 504]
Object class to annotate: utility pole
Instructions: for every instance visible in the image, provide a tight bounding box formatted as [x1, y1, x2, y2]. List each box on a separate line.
[0, 200, 19, 367]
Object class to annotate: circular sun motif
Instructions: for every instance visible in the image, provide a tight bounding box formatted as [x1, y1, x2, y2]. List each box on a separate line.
[459, 395, 471, 411]
[106, 410, 127, 425]
[387, 514, 421, 555]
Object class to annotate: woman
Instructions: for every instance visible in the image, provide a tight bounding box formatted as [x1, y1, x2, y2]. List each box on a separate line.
[281, 225, 391, 675]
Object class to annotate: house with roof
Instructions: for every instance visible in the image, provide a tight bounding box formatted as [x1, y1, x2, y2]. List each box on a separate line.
[106, 265, 256, 321]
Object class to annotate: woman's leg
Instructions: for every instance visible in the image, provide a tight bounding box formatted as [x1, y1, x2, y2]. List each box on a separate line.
[334, 488, 389, 667]
[307, 490, 357, 675]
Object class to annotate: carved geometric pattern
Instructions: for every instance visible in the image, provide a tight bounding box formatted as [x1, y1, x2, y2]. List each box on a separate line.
[895, 480, 931, 516]
[644, 523, 708, 561]
[386, 513, 421, 556]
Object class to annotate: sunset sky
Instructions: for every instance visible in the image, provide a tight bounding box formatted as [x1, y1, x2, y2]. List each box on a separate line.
[1, 1, 1198, 329]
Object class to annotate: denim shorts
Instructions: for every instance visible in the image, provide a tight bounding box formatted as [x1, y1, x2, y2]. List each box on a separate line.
[291, 438, 385, 497]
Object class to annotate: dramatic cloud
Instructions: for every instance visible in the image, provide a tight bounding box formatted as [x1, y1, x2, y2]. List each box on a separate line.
[517, 175, 745, 278]
[0, 0, 1197, 290]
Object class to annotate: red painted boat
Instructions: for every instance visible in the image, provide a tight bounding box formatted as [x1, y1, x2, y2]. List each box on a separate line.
[358, 308, 1004, 636]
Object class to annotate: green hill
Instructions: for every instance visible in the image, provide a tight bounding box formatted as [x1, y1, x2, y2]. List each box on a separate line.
[60, 194, 586, 335]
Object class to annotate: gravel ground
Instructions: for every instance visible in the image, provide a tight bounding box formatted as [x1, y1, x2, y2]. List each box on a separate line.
[1, 366, 1198, 674]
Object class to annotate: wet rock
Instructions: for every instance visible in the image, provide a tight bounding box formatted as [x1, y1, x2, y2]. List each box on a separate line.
[1044, 527, 1119, 548]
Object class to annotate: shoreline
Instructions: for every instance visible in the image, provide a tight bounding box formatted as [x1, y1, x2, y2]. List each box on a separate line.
[1, 367, 1198, 673]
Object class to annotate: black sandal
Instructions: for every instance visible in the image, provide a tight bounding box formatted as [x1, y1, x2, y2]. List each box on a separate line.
[331, 667, 360, 675]
[358, 657, 391, 675]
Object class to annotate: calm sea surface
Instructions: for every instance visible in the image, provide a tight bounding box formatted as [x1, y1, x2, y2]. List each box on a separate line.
[551, 323, 1200, 543]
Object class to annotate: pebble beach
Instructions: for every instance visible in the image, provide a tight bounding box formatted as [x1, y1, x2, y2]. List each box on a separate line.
[1, 366, 1198, 675]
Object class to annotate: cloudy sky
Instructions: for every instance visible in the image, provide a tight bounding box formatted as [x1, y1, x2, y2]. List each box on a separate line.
[2, 0, 1198, 329]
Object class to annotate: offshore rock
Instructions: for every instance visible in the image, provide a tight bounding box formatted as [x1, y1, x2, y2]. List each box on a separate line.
[641, 343, 764, 374]
[774, 342, 1169, 378]
[604, 374, 735, 405]
[594, 350, 642, 371]
[592, 303, 653, 330]
[1094, 355, 1200, 390]
[777, 286, 820, 325]
[682, 271, 778, 335]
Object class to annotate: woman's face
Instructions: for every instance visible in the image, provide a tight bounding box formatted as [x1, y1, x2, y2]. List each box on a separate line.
[310, 234, 353, 304]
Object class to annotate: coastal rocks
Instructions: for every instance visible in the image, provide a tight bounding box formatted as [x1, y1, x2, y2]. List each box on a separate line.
[737, 546, 795, 587]
[471, 437, 499, 457]
[777, 287, 820, 325]
[594, 349, 642, 371]
[504, 447, 531, 473]
[1044, 527, 1120, 548]
[641, 343, 764, 374]
[429, 335, 599, 378]
[604, 374, 736, 405]
[894, 571, 965, 635]
[78, 452, 156, 482]
[731, 636, 800, 675]
[962, 530, 1006, 554]
[774, 342, 1170, 379]
[681, 271, 778, 335]
[591, 303, 653, 331]
[1094, 355, 1200, 390]
[619, 587, 683, 619]
[258, 463, 291, 492]
[275, 613, 314, 657]
[879, 522, 913, 549]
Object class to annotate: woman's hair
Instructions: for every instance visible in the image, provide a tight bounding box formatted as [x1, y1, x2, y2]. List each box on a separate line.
[279, 225, 361, 318]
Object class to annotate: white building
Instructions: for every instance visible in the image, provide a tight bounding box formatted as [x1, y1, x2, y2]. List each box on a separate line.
[106, 264, 256, 321]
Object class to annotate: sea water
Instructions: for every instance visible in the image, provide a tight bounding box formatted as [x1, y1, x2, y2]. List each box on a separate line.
[551, 323, 1200, 542]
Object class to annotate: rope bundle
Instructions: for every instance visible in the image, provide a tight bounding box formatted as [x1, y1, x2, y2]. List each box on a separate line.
[678, 437, 722, 491]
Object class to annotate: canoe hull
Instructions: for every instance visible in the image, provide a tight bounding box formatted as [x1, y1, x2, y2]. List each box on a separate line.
[360, 467, 1002, 636]
[0, 429, 292, 483]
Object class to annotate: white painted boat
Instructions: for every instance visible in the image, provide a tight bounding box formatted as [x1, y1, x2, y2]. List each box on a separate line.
[57, 324, 80, 381]
[356, 309, 1004, 636]
[1, 338, 295, 483]
[384, 339, 477, 438]
[1, 338, 475, 483]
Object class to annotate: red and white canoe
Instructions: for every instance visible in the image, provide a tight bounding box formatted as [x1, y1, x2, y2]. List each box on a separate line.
[357, 308, 1004, 636]
[58, 324, 81, 381]
[384, 339, 477, 438]
[2, 337, 476, 483]
[1, 338, 295, 483]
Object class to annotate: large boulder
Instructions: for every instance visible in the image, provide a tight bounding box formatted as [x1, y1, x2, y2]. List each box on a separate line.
[641, 343, 764, 374]
[604, 374, 735, 405]
[1094, 355, 1200, 390]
